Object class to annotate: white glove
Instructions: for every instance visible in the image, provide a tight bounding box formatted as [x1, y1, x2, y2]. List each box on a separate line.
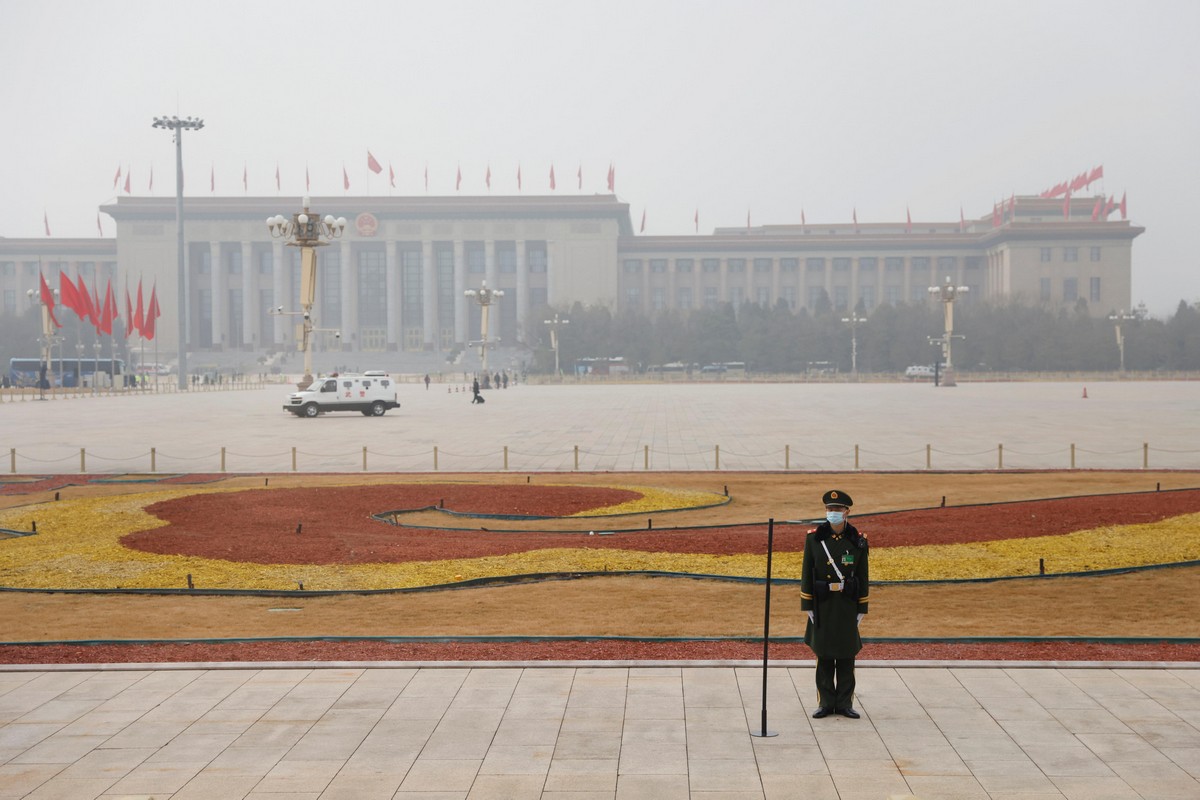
[807, 611, 814, 624]
[856, 613, 865, 624]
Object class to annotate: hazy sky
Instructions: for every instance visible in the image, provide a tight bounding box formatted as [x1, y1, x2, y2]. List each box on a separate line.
[3, 0, 1197, 315]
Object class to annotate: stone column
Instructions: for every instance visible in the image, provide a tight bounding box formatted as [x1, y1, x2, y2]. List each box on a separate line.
[386, 239, 401, 350]
[453, 240, 467, 344]
[209, 242, 223, 350]
[422, 240, 436, 348]
[340, 240, 355, 351]
[515, 239, 528, 343]
[241, 242, 255, 349]
[272, 240, 286, 346]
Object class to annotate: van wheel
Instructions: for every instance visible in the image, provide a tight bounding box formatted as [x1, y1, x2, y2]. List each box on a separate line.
[302, 403, 319, 418]
[370, 401, 386, 416]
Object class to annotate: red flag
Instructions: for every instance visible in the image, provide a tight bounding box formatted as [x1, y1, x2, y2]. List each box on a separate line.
[99, 280, 116, 336]
[389, 163, 395, 188]
[367, 151, 382, 174]
[144, 284, 161, 340]
[75, 274, 96, 327]
[455, 165, 462, 191]
[1104, 195, 1117, 218]
[1119, 191, 1127, 220]
[39, 272, 61, 328]
[607, 163, 615, 192]
[1063, 189, 1071, 220]
[275, 163, 280, 190]
[113, 164, 122, 189]
[133, 279, 145, 336]
[959, 207, 965, 232]
[694, 208, 699, 233]
[1091, 196, 1103, 222]
[124, 283, 133, 338]
[210, 164, 215, 193]
[243, 163, 248, 192]
[905, 207, 912, 233]
[306, 164, 310, 192]
[640, 209, 646, 233]
[148, 166, 153, 192]
[96, 213, 103, 236]
[44, 211, 50, 237]
[517, 164, 522, 190]
[486, 164, 491, 190]
[549, 164, 556, 190]
[343, 164, 350, 190]
[123, 170, 131, 194]
[59, 271, 83, 319]
[91, 281, 102, 331]
[577, 164, 582, 189]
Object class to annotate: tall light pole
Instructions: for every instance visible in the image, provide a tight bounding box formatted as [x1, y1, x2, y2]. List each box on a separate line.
[1108, 309, 1137, 374]
[840, 310, 867, 377]
[543, 313, 570, 378]
[26, 286, 61, 401]
[152, 115, 204, 391]
[465, 280, 504, 376]
[267, 198, 347, 390]
[928, 276, 968, 387]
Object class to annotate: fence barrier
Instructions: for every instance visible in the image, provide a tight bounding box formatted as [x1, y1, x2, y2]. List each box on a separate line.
[4, 441, 1196, 474]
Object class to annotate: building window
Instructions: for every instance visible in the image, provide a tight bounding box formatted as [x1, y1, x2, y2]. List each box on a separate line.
[782, 285, 797, 309]
[859, 285, 875, 309]
[437, 247, 455, 334]
[3, 289, 14, 313]
[728, 258, 746, 273]
[528, 244, 547, 273]
[937, 256, 956, 273]
[677, 286, 693, 309]
[756, 287, 770, 306]
[964, 256, 983, 270]
[753, 258, 772, 273]
[77, 262, 94, 277]
[529, 287, 547, 307]
[833, 257, 851, 272]
[675, 258, 694, 273]
[0, 261, 13, 276]
[833, 286, 849, 310]
[623, 259, 642, 274]
[702, 258, 720, 273]
[884, 286, 903, 305]
[227, 250, 242, 275]
[1041, 248, 1052, 262]
[624, 286, 642, 308]
[198, 250, 211, 274]
[498, 245, 517, 274]
[320, 249, 341, 326]
[1063, 277, 1078, 302]
[885, 257, 904, 271]
[780, 257, 799, 272]
[23, 261, 38, 276]
[1090, 276, 1101, 302]
[703, 286, 718, 308]
[1040, 277, 1051, 301]
[650, 258, 668, 273]
[258, 251, 273, 274]
[911, 257, 930, 271]
[1090, 246, 1101, 262]
[466, 243, 485, 274]
[360, 250, 389, 328]
[1064, 247, 1078, 262]
[806, 257, 825, 272]
[652, 287, 666, 310]
[807, 286, 826, 308]
[859, 257, 877, 271]
[729, 286, 744, 305]
[910, 286, 926, 303]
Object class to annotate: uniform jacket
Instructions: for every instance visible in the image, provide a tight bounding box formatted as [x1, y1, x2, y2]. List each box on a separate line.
[800, 520, 869, 659]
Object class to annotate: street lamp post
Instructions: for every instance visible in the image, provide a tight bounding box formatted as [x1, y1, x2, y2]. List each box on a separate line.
[267, 197, 347, 390]
[26, 287, 61, 401]
[840, 310, 867, 377]
[92, 340, 102, 395]
[1108, 309, 1138, 374]
[927, 276, 969, 387]
[152, 115, 204, 391]
[543, 313, 570, 378]
[465, 281, 504, 376]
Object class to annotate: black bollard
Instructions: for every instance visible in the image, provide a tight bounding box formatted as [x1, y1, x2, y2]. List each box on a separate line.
[30, 521, 36, 533]
[265, 478, 269, 486]
[298, 581, 304, 591]
[648, 518, 653, 530]
[296, 523, 302, 534]
[187, 573, 193, 589]
[1039, 558, 1045, 575]
[55, 492, 60, 501]
[941, 496, 946, 507]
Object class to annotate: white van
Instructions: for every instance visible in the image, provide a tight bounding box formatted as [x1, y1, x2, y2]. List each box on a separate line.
[283, 372, 400, 417]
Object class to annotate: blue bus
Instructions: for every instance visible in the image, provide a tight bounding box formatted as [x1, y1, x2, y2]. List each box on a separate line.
[8, 357, 126, 388]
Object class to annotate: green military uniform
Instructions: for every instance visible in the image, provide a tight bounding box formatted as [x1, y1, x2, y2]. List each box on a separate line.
[800, 490, 869, 716]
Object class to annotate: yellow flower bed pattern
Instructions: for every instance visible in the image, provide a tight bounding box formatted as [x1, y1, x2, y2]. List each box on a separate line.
[1, 488, 1198, 591]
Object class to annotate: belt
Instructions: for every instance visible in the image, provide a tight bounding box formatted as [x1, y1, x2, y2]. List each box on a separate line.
[826, 582, 843, 592]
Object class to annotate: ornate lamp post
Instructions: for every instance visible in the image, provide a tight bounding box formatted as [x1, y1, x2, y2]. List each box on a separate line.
[543, 312, 570, 377]
[267, 197, 347, 390]
[465, 280, 504, 375]
[1108, 309, 1138, 374]
[92, 340, 103, 394]
[840, 310, 867, 377]
[928, 277, 969, 387]
[151, 115, 204, 391]
[26, 287, 61, 401]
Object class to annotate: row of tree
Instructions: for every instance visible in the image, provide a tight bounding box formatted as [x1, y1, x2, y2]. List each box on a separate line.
[523, 298, 1200, 374]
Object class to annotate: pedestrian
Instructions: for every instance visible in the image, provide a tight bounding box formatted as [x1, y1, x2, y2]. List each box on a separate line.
[424, 374, 431, 390]
[471, 377, 482, 404]
[801, 489, 869, 719]
[502, 372, 508, 389]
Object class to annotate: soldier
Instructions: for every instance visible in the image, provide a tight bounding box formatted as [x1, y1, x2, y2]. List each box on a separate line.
[800, 489, 869, 719]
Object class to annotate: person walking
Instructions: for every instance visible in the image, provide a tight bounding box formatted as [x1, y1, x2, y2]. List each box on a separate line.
[471, 377, 483, 404]
[424, 374, 431, 390]
[800, 489, 869, 719]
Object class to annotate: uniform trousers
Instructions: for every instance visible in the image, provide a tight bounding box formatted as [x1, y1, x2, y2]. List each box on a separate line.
[815, 656, 856, 710]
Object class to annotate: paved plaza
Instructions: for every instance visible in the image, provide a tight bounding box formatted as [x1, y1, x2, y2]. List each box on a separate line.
[2, 380, 1198, 473]
[1, 662, 1199, 799]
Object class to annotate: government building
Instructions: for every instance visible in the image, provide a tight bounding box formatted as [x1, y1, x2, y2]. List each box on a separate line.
[0, 193, 1143, 360]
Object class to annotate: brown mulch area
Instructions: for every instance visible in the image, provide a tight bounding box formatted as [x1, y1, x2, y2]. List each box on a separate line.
[3, 640, 1197, 665]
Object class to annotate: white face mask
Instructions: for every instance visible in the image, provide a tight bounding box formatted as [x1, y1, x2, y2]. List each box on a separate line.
[826, 511, 845, 525]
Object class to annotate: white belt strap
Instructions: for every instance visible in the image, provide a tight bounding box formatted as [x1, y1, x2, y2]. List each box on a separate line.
[820, 539, 845, 582]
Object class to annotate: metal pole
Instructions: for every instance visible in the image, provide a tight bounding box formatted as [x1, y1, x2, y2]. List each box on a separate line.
[175, 127, 188, 390]
[751, 518, 777, 738]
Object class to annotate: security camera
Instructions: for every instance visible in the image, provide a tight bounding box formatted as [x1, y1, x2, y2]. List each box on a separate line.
[303, 311, 311, 320]
[334, 331, 341, 339]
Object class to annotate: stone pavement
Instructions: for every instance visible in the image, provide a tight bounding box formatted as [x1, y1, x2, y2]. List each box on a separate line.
[1, 661, 1198, 799]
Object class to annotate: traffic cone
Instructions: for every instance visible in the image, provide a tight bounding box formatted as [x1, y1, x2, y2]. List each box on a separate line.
[1082, 386, 1088, 399]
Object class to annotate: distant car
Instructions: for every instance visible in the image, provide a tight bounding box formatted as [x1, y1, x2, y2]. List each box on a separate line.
[905, 365, 935, 379]
[284, 372, 400, 417]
